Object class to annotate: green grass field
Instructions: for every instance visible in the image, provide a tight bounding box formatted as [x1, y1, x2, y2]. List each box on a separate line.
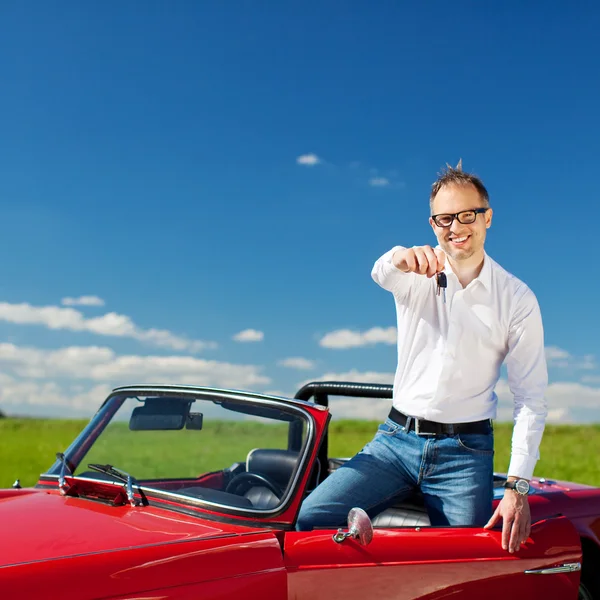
[1, 418, 599, 488]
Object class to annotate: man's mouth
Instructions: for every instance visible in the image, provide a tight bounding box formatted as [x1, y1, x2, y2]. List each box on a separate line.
[448, 235, 470, 246]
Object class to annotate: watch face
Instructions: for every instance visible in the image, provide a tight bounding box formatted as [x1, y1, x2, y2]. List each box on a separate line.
[515, 479, 530, 494]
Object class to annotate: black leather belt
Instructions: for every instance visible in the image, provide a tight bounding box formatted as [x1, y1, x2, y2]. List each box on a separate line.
[388, 406, 491, 435]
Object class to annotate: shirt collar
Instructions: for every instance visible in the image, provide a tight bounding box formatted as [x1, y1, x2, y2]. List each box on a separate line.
[437, 246, 492, 291]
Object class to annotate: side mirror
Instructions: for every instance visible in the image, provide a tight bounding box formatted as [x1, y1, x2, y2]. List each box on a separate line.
[332, 507, 373, 546]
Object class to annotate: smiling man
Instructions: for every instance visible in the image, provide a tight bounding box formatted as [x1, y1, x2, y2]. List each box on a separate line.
[297, 161, 548, 554]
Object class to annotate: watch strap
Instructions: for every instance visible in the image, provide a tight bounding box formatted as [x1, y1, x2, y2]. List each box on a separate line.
[504, 479, 530, 495]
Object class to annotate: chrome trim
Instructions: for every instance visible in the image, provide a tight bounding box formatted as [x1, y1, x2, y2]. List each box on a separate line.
[42, 390, 317, 518]
[56, 452, 72, 495]
[524, 562, 581, 575]
[110, 384, 319, 411]
[126, 475, 137, 507]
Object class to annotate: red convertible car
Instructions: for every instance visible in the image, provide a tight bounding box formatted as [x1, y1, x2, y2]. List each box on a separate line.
[1, 381, 599, 599]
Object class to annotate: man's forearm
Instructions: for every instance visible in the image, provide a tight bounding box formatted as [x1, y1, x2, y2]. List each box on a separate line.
[507, 396, 547, 480]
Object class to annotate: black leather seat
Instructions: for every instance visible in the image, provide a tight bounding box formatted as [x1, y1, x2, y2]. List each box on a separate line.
[244, 486, 280, 510]
[243, 448, 299, 509]
[246, 448, 299, 489]
[371, 505, 431, 527]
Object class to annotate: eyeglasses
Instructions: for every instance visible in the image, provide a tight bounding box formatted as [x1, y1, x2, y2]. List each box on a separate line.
[431, 208, 489, 228]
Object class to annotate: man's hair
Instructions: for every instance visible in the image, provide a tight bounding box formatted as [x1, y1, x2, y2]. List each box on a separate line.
[429, 159, 490, 212]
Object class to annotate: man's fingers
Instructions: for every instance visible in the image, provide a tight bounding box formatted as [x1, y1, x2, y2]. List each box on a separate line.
[509, 517, 522, 552]
[412, 248, 429, 275]
[403, 250, 417, 273]
[484, 506, 500, 529]
[422, 246, 438, 278]
[404, 246, 446, 277]
[434, 249, 446, 272]
[493, 495, 531, 552]
[501, 516, 513, 551]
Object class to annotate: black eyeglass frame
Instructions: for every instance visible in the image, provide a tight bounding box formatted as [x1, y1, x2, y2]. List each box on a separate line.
[430, 207, 489, 228]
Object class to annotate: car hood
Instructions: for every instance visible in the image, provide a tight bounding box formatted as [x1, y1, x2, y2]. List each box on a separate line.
[0, 488, 253, 567]
[531, 477, 597, 492]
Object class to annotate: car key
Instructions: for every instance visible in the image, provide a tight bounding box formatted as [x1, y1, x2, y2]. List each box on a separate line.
[436, 272, 447, 303]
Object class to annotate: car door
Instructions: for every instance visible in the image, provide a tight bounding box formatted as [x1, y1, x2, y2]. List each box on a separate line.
[283, 515, 582, 600]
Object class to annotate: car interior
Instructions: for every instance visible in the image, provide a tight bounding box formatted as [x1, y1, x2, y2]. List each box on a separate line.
[65, 384, 511, 528]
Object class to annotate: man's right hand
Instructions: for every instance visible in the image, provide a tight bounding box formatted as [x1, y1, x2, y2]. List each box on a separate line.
[392, 246, 446, 278]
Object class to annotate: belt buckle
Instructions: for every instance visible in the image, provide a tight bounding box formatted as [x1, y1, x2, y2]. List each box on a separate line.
[414, 418, 435, 436]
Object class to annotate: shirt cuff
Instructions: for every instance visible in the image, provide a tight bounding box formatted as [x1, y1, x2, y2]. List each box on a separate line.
[507, 454, 537, 481]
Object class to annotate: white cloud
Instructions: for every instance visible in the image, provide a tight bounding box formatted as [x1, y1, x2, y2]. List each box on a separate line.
[318, 334, 597, 375]
[545, 346, 570, 361]
[278, 357, 315, 370]
[295, 371, 600, 423]
[297, 370, 394, 422]
[0, 343, 270, 389]
[0, 343, 272, 416]
[580, 355, 597, 370]
[544, 345, 596, 370]
[0, 374, 112, 415]
[0, 301, 214, 352]
[327, 396, 391, 422]
[61, 295, 105, 307]
[369, 177, 390, 187]
[263, 389, 291, 398]
[296, 153, 321, 166]
[319, 327, 397, 349]
[0, 344, 113, 379]
[2, 342, 599, 423]
[494, 379, 600, 423]
[232, 329, 264, 343]
[307, 369, 395, 385]
[298, 370, 394, 395]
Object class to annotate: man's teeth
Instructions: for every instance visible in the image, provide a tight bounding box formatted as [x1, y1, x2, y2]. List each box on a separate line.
[451, 236, 468, 243]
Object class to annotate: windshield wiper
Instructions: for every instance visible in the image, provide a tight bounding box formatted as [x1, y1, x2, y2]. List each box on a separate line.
[87, 463, 148, 507]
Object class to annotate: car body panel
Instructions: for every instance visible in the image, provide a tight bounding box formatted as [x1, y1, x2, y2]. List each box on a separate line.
[1, 382, 597, 599]
[284, 517, 582, 599]
[0, 530, 286, 599]
[0, 489, 265, 566]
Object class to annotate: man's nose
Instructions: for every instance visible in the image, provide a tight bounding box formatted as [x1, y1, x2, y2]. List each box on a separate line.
[450, 219, 466, 234]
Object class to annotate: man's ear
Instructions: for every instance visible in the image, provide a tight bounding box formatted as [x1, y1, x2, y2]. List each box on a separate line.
[485, 208, 493, 229]
[429, 216, 436, 232]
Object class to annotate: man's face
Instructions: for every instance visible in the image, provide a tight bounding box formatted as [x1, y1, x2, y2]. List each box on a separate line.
[429, 184, 493, 262]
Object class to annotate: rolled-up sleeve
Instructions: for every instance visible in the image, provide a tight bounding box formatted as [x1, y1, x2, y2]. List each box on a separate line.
[504, 287, 548, 480]
[371, 246, 415, 297]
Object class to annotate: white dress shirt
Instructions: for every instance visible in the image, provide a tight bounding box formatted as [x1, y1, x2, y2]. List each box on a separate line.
[371, 246, 548, 480]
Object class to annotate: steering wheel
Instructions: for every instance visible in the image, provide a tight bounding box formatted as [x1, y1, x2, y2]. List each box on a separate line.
[225, 472, 281, 497]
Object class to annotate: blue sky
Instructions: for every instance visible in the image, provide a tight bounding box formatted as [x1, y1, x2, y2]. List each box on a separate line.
[0, 3, 599, 421]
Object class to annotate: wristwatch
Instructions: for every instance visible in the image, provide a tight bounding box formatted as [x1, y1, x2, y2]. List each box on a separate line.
[504, 478, 530, 495]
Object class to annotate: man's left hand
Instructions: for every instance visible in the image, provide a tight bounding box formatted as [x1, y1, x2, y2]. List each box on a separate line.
[484, 488, 531, 553]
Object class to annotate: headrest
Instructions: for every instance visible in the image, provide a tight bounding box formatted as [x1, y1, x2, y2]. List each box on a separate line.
[246, 448, 299, 489]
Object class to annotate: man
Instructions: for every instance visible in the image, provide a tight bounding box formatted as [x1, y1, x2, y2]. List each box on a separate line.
[296, 161, 548, 554]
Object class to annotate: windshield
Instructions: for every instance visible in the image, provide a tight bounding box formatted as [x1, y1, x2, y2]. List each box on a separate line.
[43, 389, 314, 515]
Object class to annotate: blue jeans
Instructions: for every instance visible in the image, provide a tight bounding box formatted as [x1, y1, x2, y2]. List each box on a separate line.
[297, 416, 494, 530]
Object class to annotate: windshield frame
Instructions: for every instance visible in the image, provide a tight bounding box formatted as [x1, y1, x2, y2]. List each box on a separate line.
[39, 385, 320, 519]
